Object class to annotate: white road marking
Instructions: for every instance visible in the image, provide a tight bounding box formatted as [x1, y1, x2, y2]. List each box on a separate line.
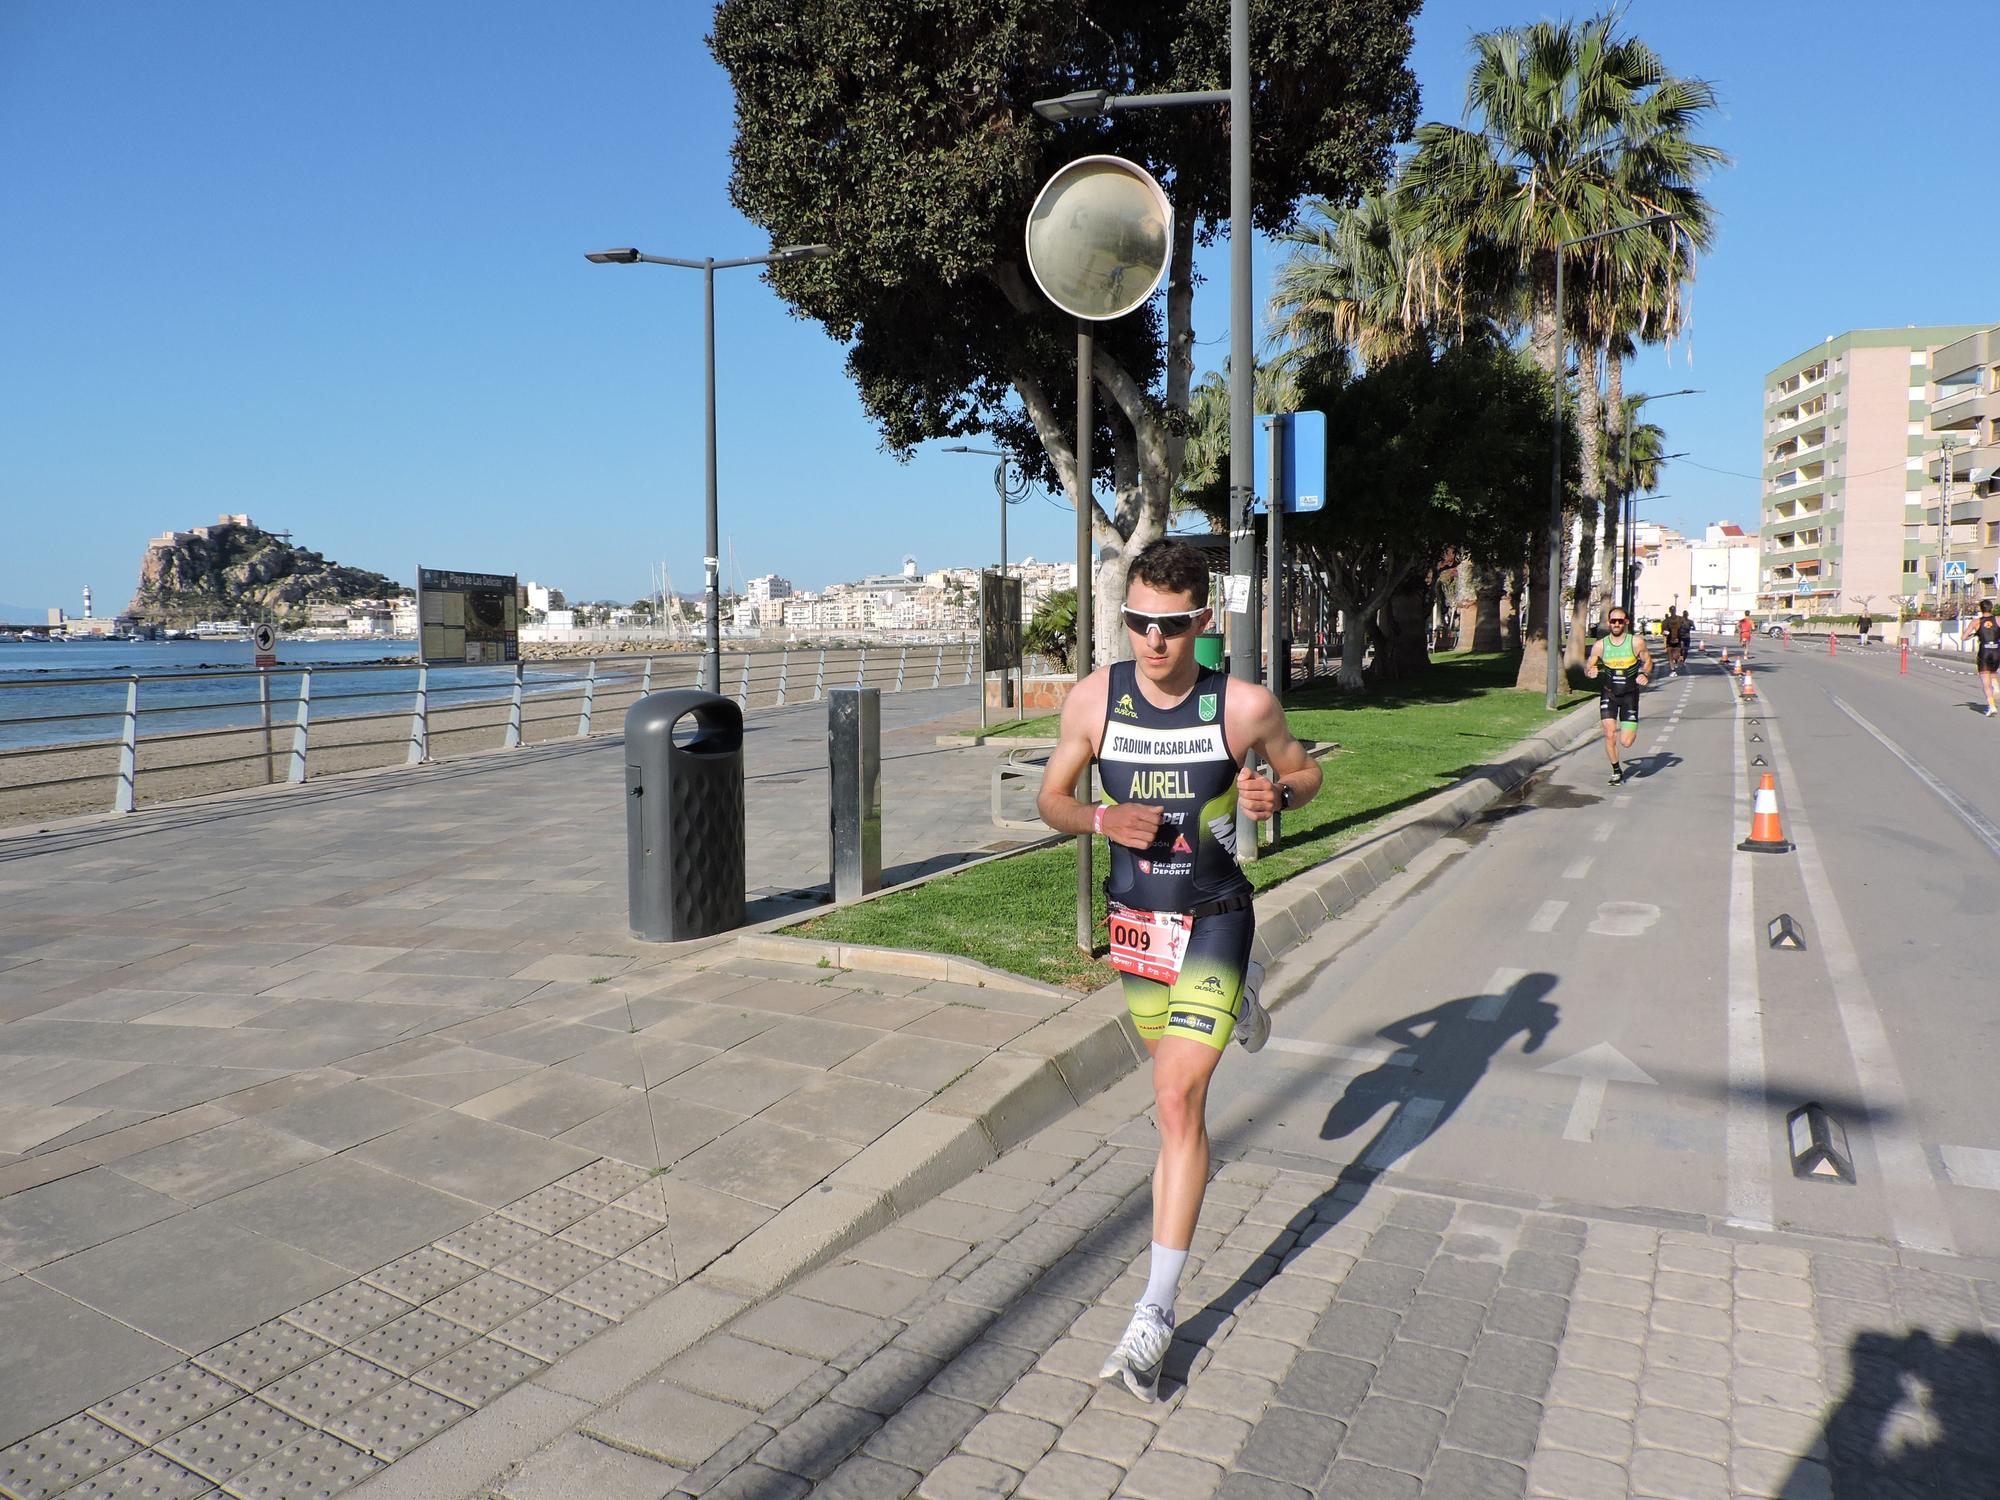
[1527, 900, 1567, 933]
[1540, 1043, 1658, 1142]
[1762, 693, 1957, 1254]
[1829, 696, 2000, 861]
[1467, 965, 1528, 1021]
[1726, 685, 1774, 1233]
[1939, 1145, 2000, 1191]
[1360, 1095, 1445, 1170]
[1266, 1038, 1412, 1068]
[1591, 822, 1614, 843]
[1563, 857, 1594, 880]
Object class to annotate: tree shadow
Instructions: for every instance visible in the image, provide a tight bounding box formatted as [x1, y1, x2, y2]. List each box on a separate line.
[1789, 1328, 2000, 1498]
[1170, 975, 1560, 1360]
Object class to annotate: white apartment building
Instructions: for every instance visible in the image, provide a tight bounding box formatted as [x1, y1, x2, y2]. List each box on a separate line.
[1636, 523, 1758, 628]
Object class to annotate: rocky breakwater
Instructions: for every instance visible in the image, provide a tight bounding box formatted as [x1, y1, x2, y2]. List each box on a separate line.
[521, 640, 703, 660]
[129, 514, 404, 625]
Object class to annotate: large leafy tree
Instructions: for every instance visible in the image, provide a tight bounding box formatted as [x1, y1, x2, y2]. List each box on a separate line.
[1399, 14, 1721, 690]
[710, 0, 1420, 662]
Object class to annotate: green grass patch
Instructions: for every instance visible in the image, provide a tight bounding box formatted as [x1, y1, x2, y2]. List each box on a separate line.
[796, 653, 1588, 989]
[983, 713, 1061, 738]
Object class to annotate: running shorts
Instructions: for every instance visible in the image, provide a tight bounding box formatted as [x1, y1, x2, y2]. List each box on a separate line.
[1599, 684, 1640, 726]
[1980, 645, 2000, 673]
[1120, 904, 1255, 1051]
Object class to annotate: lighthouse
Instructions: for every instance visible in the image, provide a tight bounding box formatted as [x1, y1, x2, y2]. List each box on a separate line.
[82, 586, 93, 620]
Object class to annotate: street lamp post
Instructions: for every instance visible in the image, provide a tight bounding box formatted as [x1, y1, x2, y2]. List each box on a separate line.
[585, 243, 836, 694]
[1614, 391, 1698, 619]
[1034, 0, 1252, 922]
[1547, 215, 1676, 708]
[944, 445, 1028, 720]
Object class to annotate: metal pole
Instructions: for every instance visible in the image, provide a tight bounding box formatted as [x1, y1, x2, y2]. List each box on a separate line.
[998, 460, 1016, 712]
[1546, 253, 1567, 709]
[1938, 440, 1953, 615]
[579, 660, 597, 735]
[407, 665, 429, 764]
[506, 661, 524, 747]
[1228, 0, 1257, 852]
[1076, 320, 1095, 954]
[704, 258, 722, 697]
[259, 669, 274, 784]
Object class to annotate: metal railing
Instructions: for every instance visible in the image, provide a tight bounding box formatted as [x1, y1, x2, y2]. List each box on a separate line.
[0, 642, 978, 822]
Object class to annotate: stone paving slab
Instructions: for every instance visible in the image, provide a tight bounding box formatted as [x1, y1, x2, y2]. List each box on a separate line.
[445, 1065, 2000, 1500]
[0, 687, 1094, 1474]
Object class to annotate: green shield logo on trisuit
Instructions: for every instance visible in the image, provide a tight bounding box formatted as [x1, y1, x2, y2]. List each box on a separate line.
[1198, 693, 1217, 722]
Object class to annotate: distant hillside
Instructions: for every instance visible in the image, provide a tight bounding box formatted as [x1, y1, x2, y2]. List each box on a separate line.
[0, 602, 40, 623]
[128, 515, 406, 626]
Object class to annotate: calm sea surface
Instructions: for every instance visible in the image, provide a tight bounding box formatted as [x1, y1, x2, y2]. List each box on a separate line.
[0, 638, 632, 749]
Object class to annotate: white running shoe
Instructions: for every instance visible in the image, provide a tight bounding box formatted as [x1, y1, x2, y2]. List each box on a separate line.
[1099, 1303, 1174, 1402]
[1235, 961, 1270, 1053]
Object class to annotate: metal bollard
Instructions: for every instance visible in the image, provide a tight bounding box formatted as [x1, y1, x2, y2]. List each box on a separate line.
[896, 646, 907, 693]
[114, 675, 139, 813]
[506, 662, 525, 748]
[407, 665, 430, 764]
[932, 647, 944, 689]
[855, 647, 868, 689]
[1900, 640, 1909, 675]
[289, 669, 313, 783]
[814, 648, 827, 700]
[578, 660, 598, 736]
[737, 652, 751, 706]
[777, 648, 790, 706]
[828, 688, 882, 903]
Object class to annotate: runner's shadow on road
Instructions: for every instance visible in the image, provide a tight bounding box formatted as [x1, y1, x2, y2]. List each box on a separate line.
[1175, 976, 1560, 1356]
[1628, 752, 1682, 780]
[1789, 1327, 2000, 1498]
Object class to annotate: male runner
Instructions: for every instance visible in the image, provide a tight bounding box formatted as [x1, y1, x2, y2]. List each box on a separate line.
[1737, 611, 1755, 658]
[1038, 538, 1321, 1401]
[1585, 607, 1652, 784]
[1974, 599, 2000, 717]
[1663, 608, 1687, 677]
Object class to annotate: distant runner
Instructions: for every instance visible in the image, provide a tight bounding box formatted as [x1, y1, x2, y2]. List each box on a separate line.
[1975, 600, 2000, 718]
[1663, 609, 1688, 677]
[1737, 611, 1755, 657]
[1586, 608, 1652, 784]
[1039, 539, 1322, 1401]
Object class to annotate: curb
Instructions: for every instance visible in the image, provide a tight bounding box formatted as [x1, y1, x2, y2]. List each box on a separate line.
[360, 699, 1601, 1500]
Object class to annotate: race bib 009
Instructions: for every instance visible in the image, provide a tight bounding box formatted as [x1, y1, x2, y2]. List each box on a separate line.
[1107, 903, 1193, 984]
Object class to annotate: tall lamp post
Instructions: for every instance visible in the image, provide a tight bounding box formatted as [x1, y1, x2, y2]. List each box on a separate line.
[943, 444, 1030, 717]
[1614, 389, 1698, 617]
[1547, 215, 1676, 708]
[585, 242, 836, 694]
[1618, 492, 1673, 618]
[1033, 0, 1254, 938]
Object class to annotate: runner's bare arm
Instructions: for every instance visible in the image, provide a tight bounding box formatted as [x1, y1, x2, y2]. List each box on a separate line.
[1583, 640, 1602, 678]
[1037, 673, 1164, 849]
[1636, 637, 1653, 683]
[1228, 681, 1322, 822]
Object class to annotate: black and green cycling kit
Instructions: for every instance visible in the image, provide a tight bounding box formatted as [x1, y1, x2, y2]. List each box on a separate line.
[1096, 661, 1255, 1050]
[1598, 634, 1643, 726]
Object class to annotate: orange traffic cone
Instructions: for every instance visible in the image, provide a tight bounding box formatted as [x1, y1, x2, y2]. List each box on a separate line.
[1720, 646, 1729, 663]
[1741, 670, 1757, 699]
[1738, 772, 1793, 853]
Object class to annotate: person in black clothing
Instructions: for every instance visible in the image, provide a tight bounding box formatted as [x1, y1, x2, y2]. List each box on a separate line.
[1974, 600, 2000, 717]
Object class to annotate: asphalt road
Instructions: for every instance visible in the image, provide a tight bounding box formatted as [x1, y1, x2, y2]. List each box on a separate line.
[1206, 640, 2000, 1268]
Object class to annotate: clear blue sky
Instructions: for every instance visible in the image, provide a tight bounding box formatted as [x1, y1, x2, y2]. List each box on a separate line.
[4, 1, 1995, 619]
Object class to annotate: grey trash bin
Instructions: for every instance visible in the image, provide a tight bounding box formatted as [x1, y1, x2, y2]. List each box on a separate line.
[625, 690, 745, 942]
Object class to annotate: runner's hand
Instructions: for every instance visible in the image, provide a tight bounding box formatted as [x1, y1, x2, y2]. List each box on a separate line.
[1100, 802, 1164, 849]
[1637, 673, 1650, 686]
[1238, 765, 1282, 822]
[1583, 662, 1597, 679]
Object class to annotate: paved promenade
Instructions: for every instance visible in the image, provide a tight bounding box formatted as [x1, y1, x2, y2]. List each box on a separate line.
[0, 686, 1074, 1475]
[488, 1065, 2000, 1500]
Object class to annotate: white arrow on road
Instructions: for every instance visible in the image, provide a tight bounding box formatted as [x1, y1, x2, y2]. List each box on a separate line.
[1538, 1043, 1658, 1143]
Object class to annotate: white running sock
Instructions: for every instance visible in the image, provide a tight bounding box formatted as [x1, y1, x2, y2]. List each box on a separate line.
[1140, 1242, 1188, 1319]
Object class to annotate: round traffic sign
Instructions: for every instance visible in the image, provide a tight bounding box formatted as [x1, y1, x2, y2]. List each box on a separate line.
[1024, 155, 1173, 321]
[252, 624, 277, 653]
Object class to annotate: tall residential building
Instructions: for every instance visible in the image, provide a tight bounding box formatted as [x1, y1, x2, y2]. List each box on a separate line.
[1760, 326, 1985, 617]
[1924, 324, 2000, 601]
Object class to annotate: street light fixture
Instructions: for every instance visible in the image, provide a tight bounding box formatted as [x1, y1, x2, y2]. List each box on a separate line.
[585, 242, 838, 693]
[1546, 213, 1678, 708]
[1619, 437, 1692, 617]
[1030, 0, 1254, 945]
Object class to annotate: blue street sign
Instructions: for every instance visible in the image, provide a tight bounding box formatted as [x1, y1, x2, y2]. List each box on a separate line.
[1944, 560, 1968, 578]
[1252, 411, 1327, 514]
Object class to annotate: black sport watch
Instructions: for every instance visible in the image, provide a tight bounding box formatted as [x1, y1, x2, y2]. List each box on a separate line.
[1278, 779, 1294, 810]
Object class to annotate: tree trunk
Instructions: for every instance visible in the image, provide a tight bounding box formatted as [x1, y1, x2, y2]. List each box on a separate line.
[1566, 340, 1604, 666]
[1471, 559, 1506, 651]
[1379, 571, 1432, 679]
[1517, 254, 1560, 692]
[1601, 354, 1626, 620]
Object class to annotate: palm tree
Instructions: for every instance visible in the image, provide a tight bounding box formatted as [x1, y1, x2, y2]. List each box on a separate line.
[1400, 13, 1722, 690]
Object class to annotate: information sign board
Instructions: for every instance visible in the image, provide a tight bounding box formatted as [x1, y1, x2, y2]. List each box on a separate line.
[417, 566, 519, 665]
[979, 571, 1023, 673]
[1252, 411, 1327, 514]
